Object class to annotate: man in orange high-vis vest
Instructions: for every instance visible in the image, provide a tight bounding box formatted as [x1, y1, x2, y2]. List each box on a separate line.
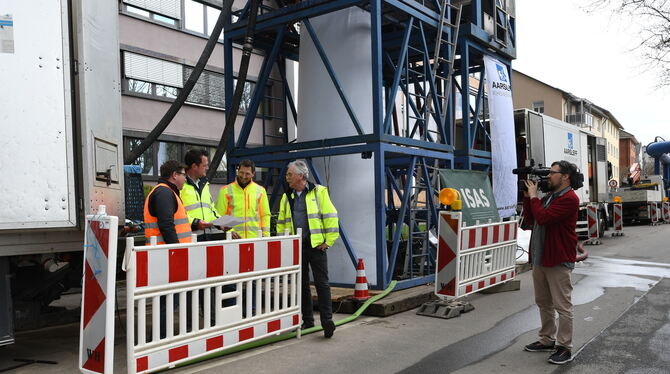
[143, 160, 193, 338]
[144, 160, 193, 244]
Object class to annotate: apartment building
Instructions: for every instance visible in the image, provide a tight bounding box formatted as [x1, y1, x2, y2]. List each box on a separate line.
[512, 70, 623, 184]
[118, 0, 286, 191]
[619, 130, 641, 183]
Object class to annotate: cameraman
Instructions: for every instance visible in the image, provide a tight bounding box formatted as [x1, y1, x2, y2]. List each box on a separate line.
[521, 160, 580, 365]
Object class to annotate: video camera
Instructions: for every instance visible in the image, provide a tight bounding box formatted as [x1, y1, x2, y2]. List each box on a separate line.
[513, 161, 584, 193]
[513, 165, 552, 193]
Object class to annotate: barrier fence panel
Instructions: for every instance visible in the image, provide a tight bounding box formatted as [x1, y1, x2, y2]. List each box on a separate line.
[124, 231, 302, 374]
[586, 204, 600, 243]
[435, 212, 518, 298]
[663, 202, 670, 223]
[612, 203, 624, 236]
[649, 203, 659, 225]
[79, 207, 119, 374]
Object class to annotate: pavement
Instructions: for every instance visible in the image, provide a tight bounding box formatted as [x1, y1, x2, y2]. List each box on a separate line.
[1, 223, 669, 373]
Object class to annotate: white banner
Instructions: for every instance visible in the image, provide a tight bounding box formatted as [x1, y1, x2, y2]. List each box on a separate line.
[483, 56, 517, 217]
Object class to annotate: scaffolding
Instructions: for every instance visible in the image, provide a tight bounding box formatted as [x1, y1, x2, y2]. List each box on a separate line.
[221, 0, 516, 290]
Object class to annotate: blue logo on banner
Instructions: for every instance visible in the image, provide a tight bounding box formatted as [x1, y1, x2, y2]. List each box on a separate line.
[496, 64, 508, 82]
[567, 133, 574, 149]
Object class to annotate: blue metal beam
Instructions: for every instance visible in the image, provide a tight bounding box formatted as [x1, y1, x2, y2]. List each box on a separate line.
[373, 146, 389, 288]
[383, 17, 414, 134]
[277, 58, 298, 126]
[226, 0, 364, 39]
[417, 22, 447, 143]
[303, 19, 364, 136]
[386, 156, 416, 283]
[393, 274, 435, 290]
[237, 27, 286, 148]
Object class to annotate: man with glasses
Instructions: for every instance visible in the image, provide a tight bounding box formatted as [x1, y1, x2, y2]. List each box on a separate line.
[143, 160, 193, 338]
[276, 160, 339, 338]
[522, 160, 580, 365]
[144, 160, 192, 245]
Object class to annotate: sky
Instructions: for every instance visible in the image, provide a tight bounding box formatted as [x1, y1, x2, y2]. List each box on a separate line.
[513, 0, 669, 147]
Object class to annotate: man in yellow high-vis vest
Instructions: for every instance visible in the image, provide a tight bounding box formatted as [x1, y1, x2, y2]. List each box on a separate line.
[215, 159, 270, 238]
[276, 160, 339, 338]
[180, 149, 227, 240]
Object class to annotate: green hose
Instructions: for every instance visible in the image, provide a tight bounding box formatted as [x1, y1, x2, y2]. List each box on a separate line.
[171, 280, 398, 370]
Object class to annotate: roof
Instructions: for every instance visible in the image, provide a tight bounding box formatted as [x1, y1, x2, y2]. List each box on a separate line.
[619, 130, 640, 144]
[513, 69, 624, 130]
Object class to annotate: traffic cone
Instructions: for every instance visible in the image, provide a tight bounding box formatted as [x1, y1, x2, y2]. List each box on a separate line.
[354, 258, 370, 300]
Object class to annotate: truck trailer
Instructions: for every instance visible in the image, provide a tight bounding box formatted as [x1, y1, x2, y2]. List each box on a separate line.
[0, 0, 123, 345]
[514, 109, 611, 237]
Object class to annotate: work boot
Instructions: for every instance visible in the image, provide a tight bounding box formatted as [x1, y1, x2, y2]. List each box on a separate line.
[301, 321, 314, 329]
[548, 346, 573, 365]
[524, 341, 555, 352]
[323, 320, 335, 338]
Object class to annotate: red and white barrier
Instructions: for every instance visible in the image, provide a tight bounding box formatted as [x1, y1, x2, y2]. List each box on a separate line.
[585, 204, 601, 245]
[124, 230, 302, 374]
[662, 202, 670, 223]
[79, 206, 119, 374]
[611, 203, 624, 237]
[435, 212, 518, 299]
[649, 203, 660, 225]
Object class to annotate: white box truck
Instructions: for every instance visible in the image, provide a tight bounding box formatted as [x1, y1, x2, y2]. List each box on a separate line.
[0, 0, 123, 345]
[514, 109, 611, 237]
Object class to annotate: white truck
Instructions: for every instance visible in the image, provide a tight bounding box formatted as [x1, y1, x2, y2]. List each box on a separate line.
[514, 109, 611, 237]
[0, 0, 123, 345]
[615, 175, 667, 223]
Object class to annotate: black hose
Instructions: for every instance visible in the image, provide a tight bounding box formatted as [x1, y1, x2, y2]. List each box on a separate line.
[124, 0, 235, 165]
[207, 0, 262, 181]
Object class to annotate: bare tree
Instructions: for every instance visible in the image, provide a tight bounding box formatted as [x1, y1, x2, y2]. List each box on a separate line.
[588, 1, 670, 86]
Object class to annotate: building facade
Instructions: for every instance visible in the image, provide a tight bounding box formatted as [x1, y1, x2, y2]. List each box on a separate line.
[619, 130, 641, 183]
[512, 70, 623, 184]
[118, 0, 286, 194]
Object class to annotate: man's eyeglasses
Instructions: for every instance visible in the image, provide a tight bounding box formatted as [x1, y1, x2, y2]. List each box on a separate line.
[176, 171, 186, 176]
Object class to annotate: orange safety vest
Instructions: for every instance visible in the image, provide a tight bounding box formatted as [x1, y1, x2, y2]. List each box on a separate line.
[143, 183, 193, 244]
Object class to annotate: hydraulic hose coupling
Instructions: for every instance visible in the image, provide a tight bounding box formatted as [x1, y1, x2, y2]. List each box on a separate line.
[439, 188, 462, 211]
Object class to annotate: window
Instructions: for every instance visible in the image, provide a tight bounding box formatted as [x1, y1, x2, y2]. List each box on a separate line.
[122, 52, 275, 115]
[184, 0, 224, 39]
[126, 138, 154, 175]
[124, 0, 181, 19]
[532, 101, 544, 114]
[184, 0, 204, 33]
[157, 141, 182, 167]
[206, 6, 223, 40]
[124, 137, 228, 182]
[184, 66, 225, 108]
[124, 52, 184, 88]
[584, 113, 593, 129]
[123, 1, 180, 25]
[127, 78, 152, 95]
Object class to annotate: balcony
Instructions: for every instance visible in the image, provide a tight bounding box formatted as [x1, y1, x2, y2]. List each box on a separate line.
[565, 112, 593, 129]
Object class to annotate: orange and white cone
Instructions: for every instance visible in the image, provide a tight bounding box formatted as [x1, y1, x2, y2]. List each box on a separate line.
[354, 258, 371, 300]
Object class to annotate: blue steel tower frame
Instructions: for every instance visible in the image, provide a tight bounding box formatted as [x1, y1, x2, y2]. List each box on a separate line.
[222, 0, 516, 290]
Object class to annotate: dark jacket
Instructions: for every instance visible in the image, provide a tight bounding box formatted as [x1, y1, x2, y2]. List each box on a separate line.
[148, 179, 180, 244]
[523, 189, 579, 266]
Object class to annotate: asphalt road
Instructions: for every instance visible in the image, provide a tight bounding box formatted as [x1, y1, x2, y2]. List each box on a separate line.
[1, 223, 669, 373]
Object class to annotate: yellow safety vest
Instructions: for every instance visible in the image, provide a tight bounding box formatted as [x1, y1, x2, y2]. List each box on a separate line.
[180, 179, 219, 225]
[277, 184, 339, 248]
[215, 180, 270, 238]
